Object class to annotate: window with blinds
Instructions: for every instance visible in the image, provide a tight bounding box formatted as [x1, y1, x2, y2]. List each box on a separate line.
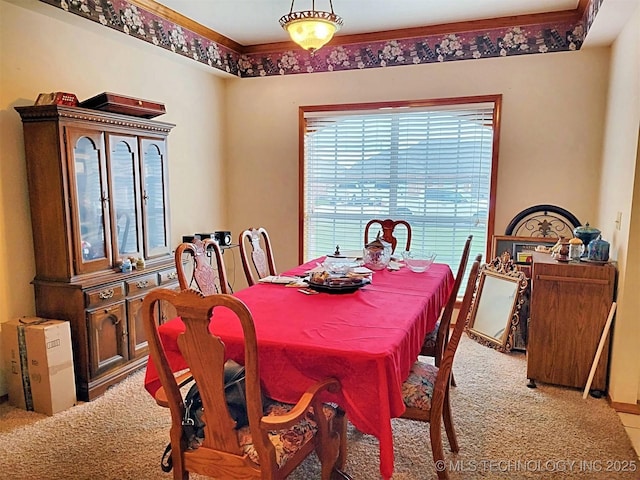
[301, 96, 500, 273]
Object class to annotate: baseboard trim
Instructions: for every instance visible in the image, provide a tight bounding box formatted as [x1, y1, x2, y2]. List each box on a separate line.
[609, 399, 640, 415]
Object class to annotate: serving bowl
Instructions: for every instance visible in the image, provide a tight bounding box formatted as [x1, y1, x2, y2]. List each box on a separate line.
[321, 259, 356, 275]
[402, 251, 437, 273]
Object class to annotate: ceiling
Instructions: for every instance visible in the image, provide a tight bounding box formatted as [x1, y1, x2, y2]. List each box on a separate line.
[156, 0, 582, 46]
[152, 0, 633, 49]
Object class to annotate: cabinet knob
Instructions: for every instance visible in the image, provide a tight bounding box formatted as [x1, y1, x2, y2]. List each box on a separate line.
[167, 272, 177, 280]
[136, 280, 149, 288]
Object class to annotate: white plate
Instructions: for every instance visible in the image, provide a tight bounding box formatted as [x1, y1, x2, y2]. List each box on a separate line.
[351, 266, 374, 274]
[258, 275, 299, 284]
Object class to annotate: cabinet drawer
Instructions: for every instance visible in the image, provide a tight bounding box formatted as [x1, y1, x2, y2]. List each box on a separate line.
[126, 273, 159, 295]
[158, 268, 179, 285]
[85, 284, 125, 308]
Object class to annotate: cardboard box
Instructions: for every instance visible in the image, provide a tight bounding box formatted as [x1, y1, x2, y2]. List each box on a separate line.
[2, 317, 76, 415]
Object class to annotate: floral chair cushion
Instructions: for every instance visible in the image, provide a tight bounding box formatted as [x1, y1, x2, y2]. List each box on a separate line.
[402, 360, 438, 411]
[236, 402, 337, 468]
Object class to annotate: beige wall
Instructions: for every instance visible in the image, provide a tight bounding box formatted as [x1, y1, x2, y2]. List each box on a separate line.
[0, 0, 231, 394]
[225, 49, 610, 272]
[598, 3, 640, 405]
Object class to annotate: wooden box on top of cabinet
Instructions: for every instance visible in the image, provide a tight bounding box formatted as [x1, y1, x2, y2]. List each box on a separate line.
[527, 252, 616, 392]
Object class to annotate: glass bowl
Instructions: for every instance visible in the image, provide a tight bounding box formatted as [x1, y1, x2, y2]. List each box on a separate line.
[402, 251, 437, 273]
[321, 258, 354, 275]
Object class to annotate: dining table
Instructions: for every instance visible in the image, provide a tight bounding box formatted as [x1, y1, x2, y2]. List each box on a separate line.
[144, 257, 453, 479]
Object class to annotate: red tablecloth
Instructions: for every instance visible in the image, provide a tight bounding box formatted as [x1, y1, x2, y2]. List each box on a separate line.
[144, 259, 453, 479]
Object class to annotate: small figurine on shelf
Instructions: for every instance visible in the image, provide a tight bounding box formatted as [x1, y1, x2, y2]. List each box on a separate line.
[136, 257, 146, 270]
[121, 258, 132, 273]
[587, 235, 610, 262]
[81, 240, 92, 260]
[569, 238, 583, 261]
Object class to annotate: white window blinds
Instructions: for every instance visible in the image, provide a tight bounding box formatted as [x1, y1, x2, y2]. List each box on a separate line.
[302, 99, 498, 272]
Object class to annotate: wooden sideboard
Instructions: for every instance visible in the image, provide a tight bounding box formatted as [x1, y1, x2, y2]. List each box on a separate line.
[527, 252, 616, 393]
[16, 105, 177, 400]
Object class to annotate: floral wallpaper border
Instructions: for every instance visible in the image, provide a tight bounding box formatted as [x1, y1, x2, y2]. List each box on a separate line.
[40, 0, 604, 78]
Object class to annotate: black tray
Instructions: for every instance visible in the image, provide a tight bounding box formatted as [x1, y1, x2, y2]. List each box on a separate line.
[307, 278, 367, 294]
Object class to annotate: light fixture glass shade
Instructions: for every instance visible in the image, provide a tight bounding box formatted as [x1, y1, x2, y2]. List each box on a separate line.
[285, 18, 337, 51]
[279, 1, 343, 52]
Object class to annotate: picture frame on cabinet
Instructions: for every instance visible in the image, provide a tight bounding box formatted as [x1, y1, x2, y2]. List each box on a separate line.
[492, 235, 556, 265]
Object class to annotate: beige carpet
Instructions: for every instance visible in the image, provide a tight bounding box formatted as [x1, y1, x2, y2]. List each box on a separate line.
[0, 335, 637, 479]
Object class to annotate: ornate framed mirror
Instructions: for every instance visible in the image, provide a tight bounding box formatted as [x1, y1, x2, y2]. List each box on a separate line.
[466, 258, 528, 352]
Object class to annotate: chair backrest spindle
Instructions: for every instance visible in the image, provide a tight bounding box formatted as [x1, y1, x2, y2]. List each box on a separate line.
[239, 227, 277, 286]
[438, 254, 481, 384]
[431, 235, 473, 361]
[175, 238, 229, 295]
[364, 219, 412, 254]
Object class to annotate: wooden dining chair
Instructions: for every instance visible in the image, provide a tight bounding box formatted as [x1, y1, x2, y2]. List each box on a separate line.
[400, 253, 482, 480]
[175, 237, 230, 294]
[239, 227, 278, 286]
[364, 218, 412, 254]
[142, 288, 348, 480]
[419, 235, 473, 387]
[160, 237, 232, 408]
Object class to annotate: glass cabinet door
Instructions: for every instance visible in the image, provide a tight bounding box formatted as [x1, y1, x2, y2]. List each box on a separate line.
[140, 138, 170, 258]
[68, 129, 111, 274]
[107, 135, 143, 262]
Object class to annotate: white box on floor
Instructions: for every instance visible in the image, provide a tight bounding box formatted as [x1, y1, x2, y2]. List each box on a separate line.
[2, 317, 76, 415]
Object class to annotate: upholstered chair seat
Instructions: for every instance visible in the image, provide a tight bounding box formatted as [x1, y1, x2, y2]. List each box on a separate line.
[237, 402, 338, 468]
[402, 361, 438, 411]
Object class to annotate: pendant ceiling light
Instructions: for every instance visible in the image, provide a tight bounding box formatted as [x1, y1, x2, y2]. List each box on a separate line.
[279, 0, 343, 53]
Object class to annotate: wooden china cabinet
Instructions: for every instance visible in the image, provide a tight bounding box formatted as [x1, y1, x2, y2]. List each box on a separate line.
[16, 104, 178, 400]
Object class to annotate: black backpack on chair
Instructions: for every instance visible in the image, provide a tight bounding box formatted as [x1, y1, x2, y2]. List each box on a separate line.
[160, 359, 251, 472]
